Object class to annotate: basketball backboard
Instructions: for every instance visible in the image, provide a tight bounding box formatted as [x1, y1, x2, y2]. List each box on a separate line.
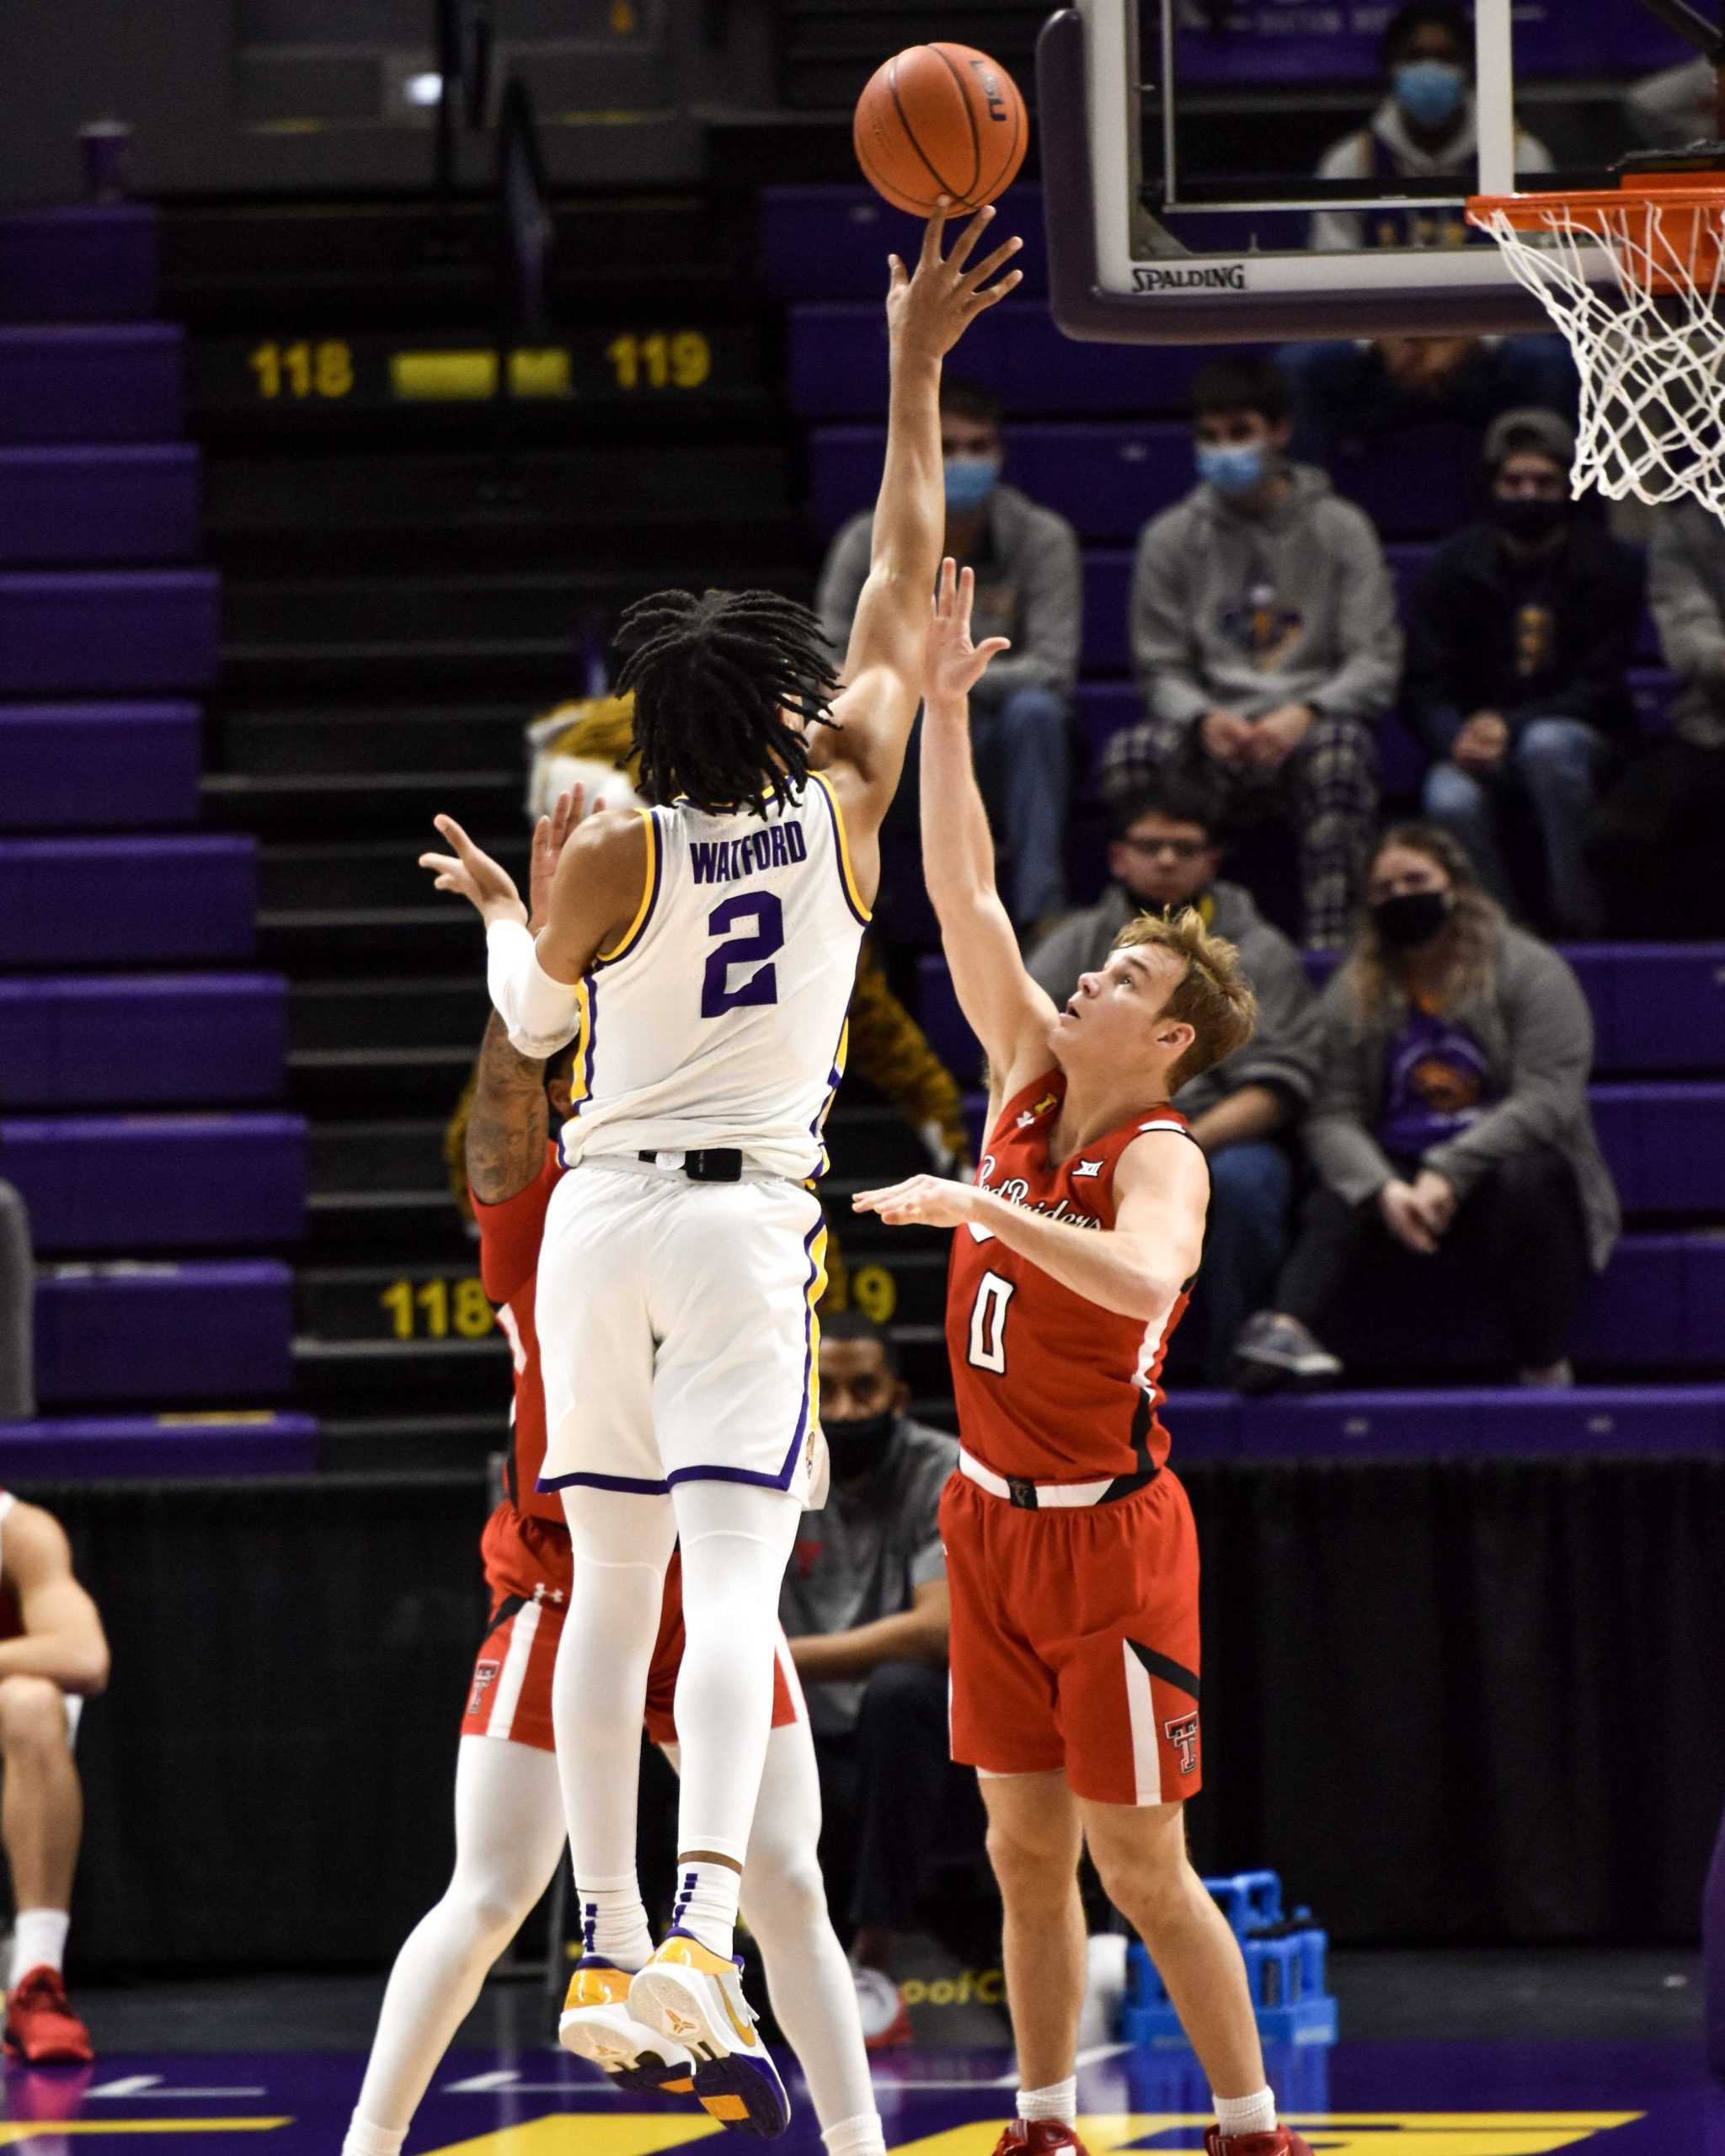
[1038, 0, 1716, 341]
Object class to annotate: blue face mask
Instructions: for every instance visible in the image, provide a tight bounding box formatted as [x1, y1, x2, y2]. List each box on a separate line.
[1196, 440, 1268, 496]
[1394, 58, 1466, 131]
[943, 456, 1001, 513]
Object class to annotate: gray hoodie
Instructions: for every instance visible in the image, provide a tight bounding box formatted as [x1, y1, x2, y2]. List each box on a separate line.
[1302, 923, 1620, 1271]
[816, 482, 1082, 702]
[1130, 464, 1402, 729]
[1026, 878, 1320, 1126]
[1648, 500, 1725, 750]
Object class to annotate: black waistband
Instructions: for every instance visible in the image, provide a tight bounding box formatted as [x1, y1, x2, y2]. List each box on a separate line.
[638, 1147, 743, 1182]
[1001, 1465, 1161, 1510]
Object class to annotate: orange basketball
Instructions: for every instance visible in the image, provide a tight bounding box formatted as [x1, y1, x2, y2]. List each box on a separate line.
[853, 44, 1028, 219]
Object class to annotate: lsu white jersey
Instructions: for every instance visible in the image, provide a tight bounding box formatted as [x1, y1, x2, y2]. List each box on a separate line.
[555, 771, 869, 1181]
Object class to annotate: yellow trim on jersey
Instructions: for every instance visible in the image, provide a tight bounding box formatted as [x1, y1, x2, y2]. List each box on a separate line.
[809, 771, 873, 925]
[805, 1221, 830, 1438]
[566, 979, 595, 1109]
[595, 807, 660, 963]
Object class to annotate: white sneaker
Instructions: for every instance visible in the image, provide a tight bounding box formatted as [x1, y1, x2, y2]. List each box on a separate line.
[558, 1956, 697, 2095]
[628, 1930, 790, 2138]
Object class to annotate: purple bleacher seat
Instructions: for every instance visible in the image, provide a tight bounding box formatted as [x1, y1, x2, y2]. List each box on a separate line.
[762, 184, 1049, 303]
[0, 836, 256, 965]
[1593, 1082, 1725, 1214]
[1565, 944, 1725, 1073]
[791, 303, 1267, 421]
[918, 953, 983, 1085]
[0, 1413, 317, 1479]
[1329, 422, 1477, 541]
[0, 1112, 307, 1252]
[34, 1258, 293, 1404]
[0, 326, 183, 446]
[0, 974, 286, 1107]
[0, 568, 219, 693]
[1083, 551, 1132, 671]
[0, 446, 200, 566]
[1576, 1232, 1690, 1366]
[1226, 1387, 1725, 1460]
[0, 702, 201, 830]
[0, 205, 158, 324]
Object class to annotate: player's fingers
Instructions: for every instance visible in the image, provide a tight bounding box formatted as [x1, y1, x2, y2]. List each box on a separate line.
[958, 232, 1023, 295]
[943, 201, 995, 275]
[977, 637, 1012, 661]
[418, 851, 461, 875]
[965, 265, 1024, 313]
[938, 555, 958, 615]
[433, 814, 478, 861]
[917, 199, 951, 268]
[887, 252, 907, 293]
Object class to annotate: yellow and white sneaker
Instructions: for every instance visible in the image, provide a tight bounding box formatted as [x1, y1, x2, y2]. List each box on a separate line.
[558, 1956, 697, 2097]
[628, 1930, 791, 2138]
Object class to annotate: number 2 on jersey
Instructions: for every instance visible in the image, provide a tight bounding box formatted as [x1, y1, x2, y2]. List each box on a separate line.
[701, 892, 784, 1018]
[967, 1270, 1015, 1374]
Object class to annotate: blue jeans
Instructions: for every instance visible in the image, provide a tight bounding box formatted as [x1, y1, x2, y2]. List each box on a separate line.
[1184, 1140, 1294, 1384]
[1423, 716, 1604, 935]
[1278, 334, 1577, 467]
[969, 685, 1071, 927]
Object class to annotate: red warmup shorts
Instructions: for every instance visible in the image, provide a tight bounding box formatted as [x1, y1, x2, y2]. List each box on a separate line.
[462, 1502, 804, 1754]
[940, 1466, 1203, 1806]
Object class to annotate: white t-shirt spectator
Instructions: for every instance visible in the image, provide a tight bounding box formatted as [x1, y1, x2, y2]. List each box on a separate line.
[1311, 93, 1554, 253]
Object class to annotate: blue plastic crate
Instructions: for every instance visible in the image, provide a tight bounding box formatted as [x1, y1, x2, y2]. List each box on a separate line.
[1120, 1870, 1338, 2048]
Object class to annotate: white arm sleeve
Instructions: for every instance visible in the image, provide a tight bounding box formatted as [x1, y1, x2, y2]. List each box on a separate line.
[485, 919, 584, 1059]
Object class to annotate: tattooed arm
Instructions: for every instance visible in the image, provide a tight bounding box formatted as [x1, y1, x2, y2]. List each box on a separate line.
[465, 1012, 551, 1205]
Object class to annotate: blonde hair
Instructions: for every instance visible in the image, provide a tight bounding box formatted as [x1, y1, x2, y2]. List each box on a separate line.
[1113, 906, 1258, 1092]
[1342, 822, 1503, 1027]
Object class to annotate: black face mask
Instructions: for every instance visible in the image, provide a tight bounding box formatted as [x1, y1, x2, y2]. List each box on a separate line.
[1372, 889, 1452, 949]
[1492, 493, 1567, 546]
[824, 1410, 898, 1484]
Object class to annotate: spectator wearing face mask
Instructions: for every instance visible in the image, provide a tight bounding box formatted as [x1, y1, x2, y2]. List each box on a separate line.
[1408, 410, 1645, 937]
[1103, 355, 1400, 948]
[1233, 824, 1618, 1392]
[817, 379, 1082, 932]
[1028, 779, 1318, 1382]
[1281, 0, 1573, 468]
[778, 1315, 978, 2047]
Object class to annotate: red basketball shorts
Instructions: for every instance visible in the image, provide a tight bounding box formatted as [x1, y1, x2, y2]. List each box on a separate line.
[462, 1503, 804, 1753]
[940, 1466, 1203, 1806]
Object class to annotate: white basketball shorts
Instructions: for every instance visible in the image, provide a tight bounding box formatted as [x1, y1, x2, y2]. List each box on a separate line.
[534, 1158, 829, 1502]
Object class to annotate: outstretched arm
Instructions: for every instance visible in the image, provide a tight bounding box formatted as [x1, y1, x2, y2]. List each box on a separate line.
[919, 558, 1060, 1093]
[852, 1129, 1209, 1324]
[421, 784, 646, 1057]
[811, 204, 1023, 843]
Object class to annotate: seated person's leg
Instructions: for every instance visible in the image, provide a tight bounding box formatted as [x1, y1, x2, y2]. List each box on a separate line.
[1442, 1145, 1590, 1381]
[977, 685, 1072, 931]
[1184, 1141, 1295, 1386]
[1514, 718, 1605, 937]
[1423, 757, 1516, 913]
[1289, 715, 1380, 951]
[851, 1660, 968, 1949]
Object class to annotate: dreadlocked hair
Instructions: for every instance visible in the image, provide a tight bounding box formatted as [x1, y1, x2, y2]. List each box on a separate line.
[614, 587, 841, 818]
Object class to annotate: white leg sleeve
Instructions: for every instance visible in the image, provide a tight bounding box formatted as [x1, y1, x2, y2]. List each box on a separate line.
[350, 1737, 566, 2137]
[669, 1479, 804, 1865]
[742, 1723, 879, 2133]
[555, 1487, 677, 1884]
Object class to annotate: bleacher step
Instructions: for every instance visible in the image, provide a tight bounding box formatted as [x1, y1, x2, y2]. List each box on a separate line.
[310, 1119, 458, 1196]
[304, 1187, 473, 1262]
[293, 1333, 509, 1408]
[291, 1044, 476, 1118]
[260, 838, 528, 912]
[260, 908, 484, 972]
[223, 707, 531, 779]
[290, 977, 489, 1055]
[205, 770, 521, 838]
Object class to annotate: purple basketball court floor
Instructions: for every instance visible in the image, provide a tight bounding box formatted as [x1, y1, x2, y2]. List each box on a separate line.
[6, 2026, 1718, 2153]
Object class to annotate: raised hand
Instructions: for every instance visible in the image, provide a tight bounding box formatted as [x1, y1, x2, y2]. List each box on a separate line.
[528, 785, 605, 929]
[925, 558, 1012, 709]
[420, 814, 527, 929]
[886, 200, 1023, 361]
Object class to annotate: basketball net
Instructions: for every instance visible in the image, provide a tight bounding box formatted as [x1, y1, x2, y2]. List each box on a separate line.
[1469, 177, 1725, 520]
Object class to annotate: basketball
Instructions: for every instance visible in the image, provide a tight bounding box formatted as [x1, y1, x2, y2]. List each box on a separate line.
[852, 44, 1028, 219]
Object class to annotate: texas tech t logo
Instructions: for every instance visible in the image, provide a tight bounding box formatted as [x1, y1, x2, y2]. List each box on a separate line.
[1163, 1711, 1200, 1776]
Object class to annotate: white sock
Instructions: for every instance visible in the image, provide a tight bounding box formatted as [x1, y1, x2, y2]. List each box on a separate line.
[10, 1909, 69, 1988]
[579, 1873, 653, 1970]
[1017, 2078, 1077, 2125]
[740, 1724, 878, 2131]
[672, 1859, 742, 1957]
[1213, 2087, 1278, 2139]
[342, 2118, 406, 2156]
[823, 2114, 888, 2156]
[350, 1739, 567, 2138]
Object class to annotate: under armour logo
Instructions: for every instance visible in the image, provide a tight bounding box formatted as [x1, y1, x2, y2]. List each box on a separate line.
[533, 1582, 566, 1604]
[1163, 1711, 1200, 1776]
[1073, 1158, 1104, 1178]
[1017, 1111, 1036, 1128]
